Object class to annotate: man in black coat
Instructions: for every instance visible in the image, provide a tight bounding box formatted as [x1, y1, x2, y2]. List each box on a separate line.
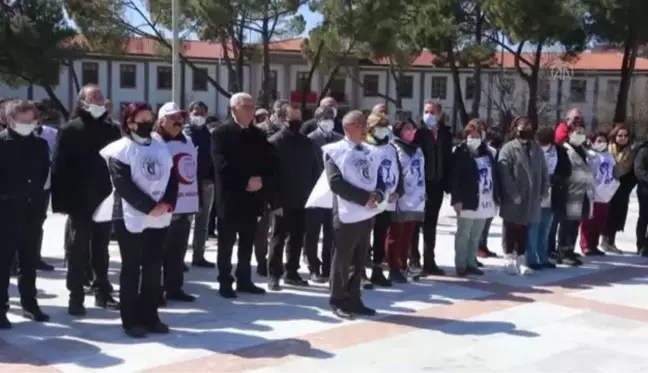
[410, 100, 454, 276]
[0, 100, 52, 328]
[299, 97, 343, 135]
[211, 92, 273, 298]
[51, 84, 120, 316]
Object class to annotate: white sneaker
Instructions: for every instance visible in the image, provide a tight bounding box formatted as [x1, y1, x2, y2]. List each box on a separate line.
[600, 239, 623, 254]
[516, 255, 534, 276]
[504, 254, 518, 275]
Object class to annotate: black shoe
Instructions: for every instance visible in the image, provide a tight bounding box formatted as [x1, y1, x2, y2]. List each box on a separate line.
[22, 306, 50, 322]
[0, 314, 11, 329]
[466, 267, 484, 276]
[353, 303, 377, 316]
[309, 273, 328, 284]
[68, 302, 86, 316]
[95, 294, 120, 310]
[455, 269, 467, 277]
[183, 264, 189, 272]
[584, 248, 605, 256]
[267, 277, 281, 291]
[542, 262, 557, 269]
[639, 247, 648, 257]
[558, 251, 582, 266]
[388, 269, 408, 283]
[37, 260, 55, 271]
[219, 286, 237, 299]
[236, 282, 266, 295]
[191, 258, 215, 268]
[284, 273, 309, 287]
[165, 290, 196, 302]
[422, 264, 446, 276]
[145, 321, 170, 334]
[370, 268, 392, 287]
[476, 260, 484, 267]
[484, 248, 498, 258]
[256, 265, 268, 277]
[528, 263, 544, 271]
[124, 327, 147, 338]
[361, 276, 374, 290]
[331, 305, 355, 319]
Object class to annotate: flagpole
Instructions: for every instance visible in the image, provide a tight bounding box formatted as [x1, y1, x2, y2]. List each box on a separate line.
[171, 0, 181, 105]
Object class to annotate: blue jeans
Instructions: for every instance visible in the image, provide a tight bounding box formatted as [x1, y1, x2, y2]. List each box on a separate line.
[455, 218, 486, 271]
[527, 208, 553, 265]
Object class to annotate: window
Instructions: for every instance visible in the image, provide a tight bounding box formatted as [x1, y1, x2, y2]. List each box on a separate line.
[538, 79, 551, 101]
[157, 66, 172, 90]
[119, 64, 137, 89]
[430, 76, 447, 99]
[398, 76, 413, 99]
[606, 79, 620, 102]
[81, 62, 99, 86]
[395, 110, 412, 121]
[258, 70, 278, 101]
[465, 77, 474, 100]
[265, 70, 278, 92]
[570, 79, 587, 103]
[192, 68, 208, 91]
[329, 74, 347, 102]
[363, 74, 380, 97]
[296, 72, 310, 91]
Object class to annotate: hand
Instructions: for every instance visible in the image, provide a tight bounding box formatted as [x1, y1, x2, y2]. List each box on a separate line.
[246, 176, 263, 192]
[365, 192, 378, 208]
[150, 203, 170, 216]
[453, 203, 462, 215]
[272, 207, 283, 216]
[513, 197, 521, 205]
[388, 192, 399, 203]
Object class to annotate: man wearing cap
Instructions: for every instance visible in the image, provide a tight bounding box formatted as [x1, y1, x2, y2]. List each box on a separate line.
[184, 101, 216, 268]
[300, 97, 343, 136]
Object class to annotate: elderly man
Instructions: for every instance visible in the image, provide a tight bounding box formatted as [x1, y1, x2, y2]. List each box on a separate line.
[304, 106, 343, 283]
[257, 100, 285, 138]
[410, 100, 453, 276]
[555, 108, 583, 145]
[325, 110, 385, 319]
[300, 97, 342, 135]
[184, 100, 215, 268]
[211, 92, 273, 298]
[51, 84, 120, 316]
[0, 100, 51, 328]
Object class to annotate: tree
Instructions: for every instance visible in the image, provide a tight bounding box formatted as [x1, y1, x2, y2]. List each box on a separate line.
[584, 0, 648, 123]
[480, 0, 587, 127]
[0, 0, 80, 119]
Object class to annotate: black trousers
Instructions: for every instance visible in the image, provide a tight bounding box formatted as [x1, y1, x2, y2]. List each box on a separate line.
[371, 211, 390, 265]
[558, 220, 581, 251]
[410, 182, 444, 268]
[330, 219, 372, 307]
[65, 215, 112, 302]
[35, 190, 51, 262]
[548, 217, 560, 253]
[304, 208, 334, 277]
[254, 208, 271, 268]
[502, 221, 529, 255]
[208, 195, 217, 235]
[115, 220, 167, 330]
[268, 208, 306, 278]
[163, 216, 191, 293]
[0, 198, 46, 312]
[217, 213, 258, 286]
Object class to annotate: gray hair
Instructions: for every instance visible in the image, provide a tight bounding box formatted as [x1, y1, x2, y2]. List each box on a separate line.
[272, 99, 289, 114]
[4, 99, 38, 121]
[229, 92, 253, 107]
[314, 105, 335, 121]
[424, 99, 442, 110]
[320, 96, 337, 107]
[342, 110, 364, 127]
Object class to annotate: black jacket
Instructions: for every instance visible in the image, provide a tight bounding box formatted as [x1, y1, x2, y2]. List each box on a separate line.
[184, 124, 214, 182]
[450, 143, 500, 210]
[634, 142, 648, 197]
[414, 119, 453, 192]
[549, 144, 571, 219]
[51, 111, 121, 217]
[268, 127, 319, 209]
[211, 120, 274, 219]
[300, 117, 343, 136]
[307, 127, 343, 174]
[0, 129, 50, 220]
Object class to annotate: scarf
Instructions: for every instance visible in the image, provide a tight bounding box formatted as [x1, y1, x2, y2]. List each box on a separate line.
[609, 143, 633, 178]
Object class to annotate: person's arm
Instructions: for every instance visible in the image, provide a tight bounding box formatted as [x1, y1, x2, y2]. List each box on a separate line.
[161, 164, 179, 209]
[108, 157, 158, 214]
[325, 154, 371, 205]
[496, 144, 521, 200]
[538, 149, 550, 198]
[211, 127, 248, 191]
[38, 140, 50, 190]
[50, 126, 75, 213]
[442, 129, 454, 193]
[450, 148, 462, 206]
[634, 148, 648, 185]
[391, 145, 405, 197]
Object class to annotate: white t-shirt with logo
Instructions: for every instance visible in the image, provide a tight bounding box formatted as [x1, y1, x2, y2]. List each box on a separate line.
[590, 150, 620, 203]
[460, 156, 496, 219]
[152, 133, 199, 214]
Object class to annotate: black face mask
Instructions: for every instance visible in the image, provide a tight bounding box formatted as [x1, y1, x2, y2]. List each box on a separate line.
[518, 129, 534, 140]
[134, 121, 154, 138]
[288, 120, 302, 132]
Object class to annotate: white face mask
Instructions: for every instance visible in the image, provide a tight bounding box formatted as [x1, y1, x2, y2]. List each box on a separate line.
[85, 103, 106, 118]
[319, 119, 334, 133]
[593, 142, 608, 152]
[423, 113, 436, 128]
[190, 115, 206, 126]
[466, 138, 482, 150]
[13, 123, 36, 136]
[373, 127, 390, 140]
[569, 133, 586, 146]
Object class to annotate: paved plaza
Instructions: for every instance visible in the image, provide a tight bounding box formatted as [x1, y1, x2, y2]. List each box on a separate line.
[1, 197, 647, 372]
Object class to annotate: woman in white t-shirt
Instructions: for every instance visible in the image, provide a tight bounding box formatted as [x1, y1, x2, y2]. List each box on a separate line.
[450, 120, 499, 276]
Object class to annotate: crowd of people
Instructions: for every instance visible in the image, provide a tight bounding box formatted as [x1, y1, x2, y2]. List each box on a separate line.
[0, 84, 645, 339]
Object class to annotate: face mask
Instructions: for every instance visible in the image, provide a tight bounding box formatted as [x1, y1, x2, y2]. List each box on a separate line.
[319, 119, 334, 133]
[593, 142, 608, 152]
[423, 113, 436, 128]
[85, 103, 106, 118]
[190, 116, 206, 126]
[401, 129, 416, 142]
[13, 123, 36, 136]
[570, 133, 586, 146]
[466, 138, 482, 150]
[518, 129, 534, 140]
[134, 121, 154, 138]
[288, 120, 302, 132]
[373, 127, 390, 140]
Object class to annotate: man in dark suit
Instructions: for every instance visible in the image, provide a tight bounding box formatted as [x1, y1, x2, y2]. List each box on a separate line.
[300, 97, 343, 135]
[211, 92, 273, 298]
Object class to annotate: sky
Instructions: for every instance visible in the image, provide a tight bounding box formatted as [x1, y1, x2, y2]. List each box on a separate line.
[299, 5, 323, 36]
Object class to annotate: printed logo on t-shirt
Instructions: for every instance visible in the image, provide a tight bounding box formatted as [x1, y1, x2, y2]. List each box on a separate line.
[140, 156, 164, 182]
[354, 158, 372, 183]
[173, 152, 197, 185]
[379, 158, 396, 188]
[411, 158, 424, 187]
[597, 161, 614, 184]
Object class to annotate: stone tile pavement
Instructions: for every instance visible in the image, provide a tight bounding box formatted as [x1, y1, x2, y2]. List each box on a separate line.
[1, 196, 647, 372]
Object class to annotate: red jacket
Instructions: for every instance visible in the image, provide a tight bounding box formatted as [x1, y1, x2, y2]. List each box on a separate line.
[555, 121, 568, 144]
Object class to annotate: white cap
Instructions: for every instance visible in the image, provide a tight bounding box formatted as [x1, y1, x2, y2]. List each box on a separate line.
[158, 102, 186, 118]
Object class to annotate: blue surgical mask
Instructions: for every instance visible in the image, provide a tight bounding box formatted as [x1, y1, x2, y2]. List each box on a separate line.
[423, 113, 436, 128]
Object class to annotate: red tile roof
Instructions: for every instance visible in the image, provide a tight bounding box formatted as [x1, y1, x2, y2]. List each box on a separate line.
[102, 37, 648, 71]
